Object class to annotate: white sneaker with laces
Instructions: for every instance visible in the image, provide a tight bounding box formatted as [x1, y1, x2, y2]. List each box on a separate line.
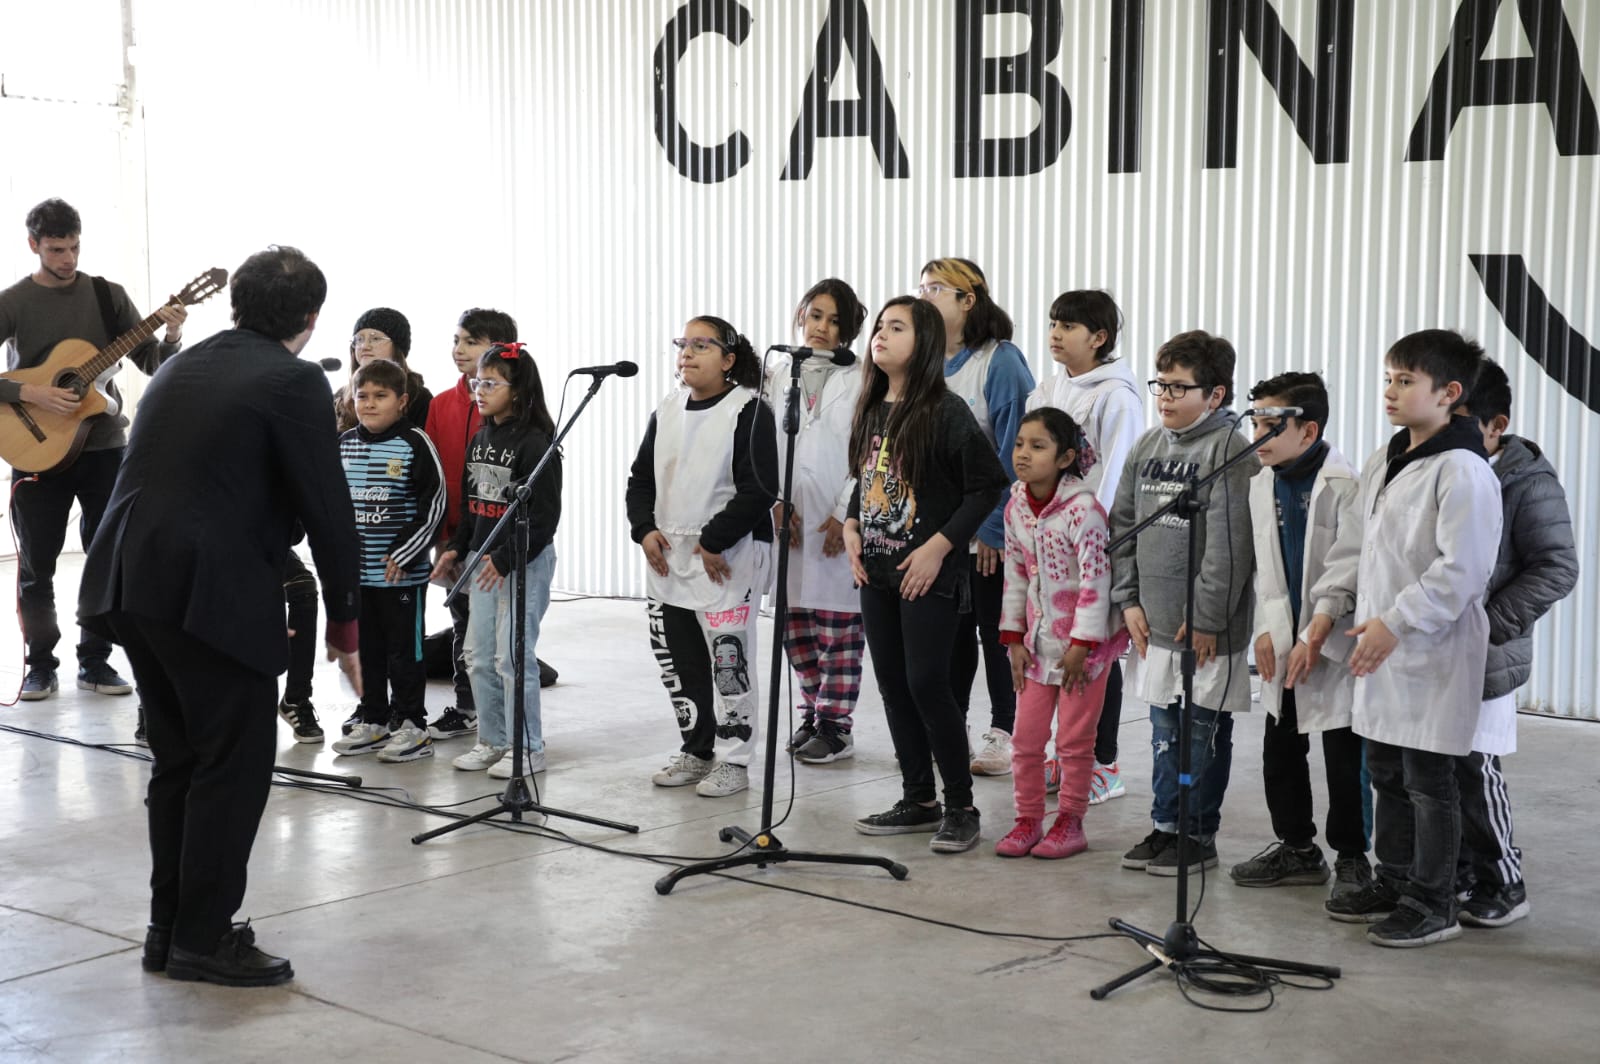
[452, 742, 510, 771]
[332, 722, 391, 756]
[488, 748, 547, 778]
[970, 728, 1014, 776]
[695, 761, 749, 797]
[652, 752, 715, 787]
[376, 724, 434, 763]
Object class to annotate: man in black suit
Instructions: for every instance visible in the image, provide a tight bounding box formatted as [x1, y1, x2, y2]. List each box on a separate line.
[79, 245, 362, 987]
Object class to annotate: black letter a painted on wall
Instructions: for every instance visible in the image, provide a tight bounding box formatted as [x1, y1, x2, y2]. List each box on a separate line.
[1406, 0, 1600, 161]
[954, 0, 1072, 178]
[781, 0, 910, 180]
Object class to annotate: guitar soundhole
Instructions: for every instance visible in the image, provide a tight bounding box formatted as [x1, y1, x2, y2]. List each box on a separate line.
[54, 372, 88, 399]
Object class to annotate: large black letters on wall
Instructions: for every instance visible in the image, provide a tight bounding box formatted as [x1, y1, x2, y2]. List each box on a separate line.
[953, 0, 1072, 178]
[1471, 254, 1600, 415]
[781, 0, 910, 180]
[1406, 0, 1599, 161]
[653, 0, 753, 184]
[1205, 0, 1354, 168]
[1108, 0, 1146, 174]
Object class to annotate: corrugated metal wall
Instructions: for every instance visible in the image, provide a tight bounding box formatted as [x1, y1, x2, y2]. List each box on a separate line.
[127, 0, 1600, 717]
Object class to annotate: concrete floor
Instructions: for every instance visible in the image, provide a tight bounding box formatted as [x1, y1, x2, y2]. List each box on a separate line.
[1, 563, 1598, 1063]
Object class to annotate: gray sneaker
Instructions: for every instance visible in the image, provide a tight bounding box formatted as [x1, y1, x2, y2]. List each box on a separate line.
[930, 807, 982, 853]
[1229, 841, 1330, 886]
[1331, 855, 1374, 898]
[795, 730, 854, 764]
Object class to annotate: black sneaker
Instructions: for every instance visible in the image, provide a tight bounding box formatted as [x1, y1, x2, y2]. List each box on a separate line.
[930, 807, 982, 853]
[1458, 880, 1529, 928]
[1331, 855, 1374, 898]
[19, 666, 59, 701]
[77, 662, 134, 695]
[1229, 841, 1329, 886]
[165, 921, 293, 987]
[426, 706, 478, 740]
[786, 719, 817, 754]
[134, 705, 149, 749]
[340, 709, 362, 736]
[1121, 829, 1178, 870]
[277, 698, 324, 744]
[142, 924, 171, 973]
[854, 800, 942, 835]
[795, 729, 854, 764]
[537, 657, 559, 688]
[1147, 835, 1219, 876]
[1367, 897, 1461, 948]
[1325, 879, 1400, 923]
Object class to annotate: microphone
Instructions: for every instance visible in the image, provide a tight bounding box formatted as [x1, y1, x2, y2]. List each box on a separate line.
[569, 361, 639, 379]
[318, 357, 344, 372]
[1243, 406, 1304, 418]
[769, 344, 856, 366]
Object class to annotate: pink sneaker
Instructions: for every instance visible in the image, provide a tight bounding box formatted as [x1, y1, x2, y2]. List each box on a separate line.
[1032, 813, 1088, 859]
[994, 816, 1044, 858]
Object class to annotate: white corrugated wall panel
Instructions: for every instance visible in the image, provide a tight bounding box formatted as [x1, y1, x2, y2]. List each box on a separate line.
[120, 0, 1595, 717]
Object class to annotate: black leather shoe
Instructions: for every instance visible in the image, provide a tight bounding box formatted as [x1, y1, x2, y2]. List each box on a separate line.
[165, 922, 293, 987]
[142, 925, 171, 972]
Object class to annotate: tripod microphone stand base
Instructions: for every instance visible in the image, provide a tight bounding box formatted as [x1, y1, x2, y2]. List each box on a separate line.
[411, 773, 640, 844]
[1090, 915, 1342, 1000]
[654, 826, 908, 895]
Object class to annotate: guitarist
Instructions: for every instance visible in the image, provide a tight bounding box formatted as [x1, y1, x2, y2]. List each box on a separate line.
[0, 198, 187, 701]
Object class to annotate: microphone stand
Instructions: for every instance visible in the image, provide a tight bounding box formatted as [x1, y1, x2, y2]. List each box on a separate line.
[415, 373, 639, 844]
[654, 348, 907, 894]
[1090, 418, 1340, 999]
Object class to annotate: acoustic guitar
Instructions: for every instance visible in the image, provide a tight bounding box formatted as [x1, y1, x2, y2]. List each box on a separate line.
[0, 268, 228, 473]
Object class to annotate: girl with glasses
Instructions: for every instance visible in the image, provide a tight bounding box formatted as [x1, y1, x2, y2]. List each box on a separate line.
[332, 307, 434, 433]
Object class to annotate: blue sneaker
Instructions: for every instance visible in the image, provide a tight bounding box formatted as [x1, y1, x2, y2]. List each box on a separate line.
[1088, 762, 1125, 805]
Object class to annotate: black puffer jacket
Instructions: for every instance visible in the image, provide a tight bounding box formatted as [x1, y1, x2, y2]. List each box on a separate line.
[1482, 435, 1579, 699]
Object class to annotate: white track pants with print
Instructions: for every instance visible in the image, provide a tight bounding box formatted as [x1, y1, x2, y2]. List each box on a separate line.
[647, 595, 761, 766]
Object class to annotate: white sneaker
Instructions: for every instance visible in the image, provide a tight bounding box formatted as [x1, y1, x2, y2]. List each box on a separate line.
[970, 728, 1014, 776]
[652, 752, 715, 787]
[452, 742, 510, 771]
[695, 761, 748, 797]
[376, 724, 434, 763]
[332, 722, 391, 756]
[488, 748, 547, 778]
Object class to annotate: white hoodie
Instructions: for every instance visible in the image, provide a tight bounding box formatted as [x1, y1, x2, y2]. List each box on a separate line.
[1025, 358, 1144, 514]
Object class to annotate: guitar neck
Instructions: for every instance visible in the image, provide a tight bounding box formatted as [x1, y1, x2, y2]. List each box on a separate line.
[80, 305, 172, 380]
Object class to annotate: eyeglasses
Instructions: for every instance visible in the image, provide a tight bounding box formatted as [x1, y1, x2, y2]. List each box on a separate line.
[1147, 379, 1205, 397]
[671, 337, 725, 354]
[352, 332, 392, 349]
[916, 283, 964, 300]
[469, 378, 509, 393]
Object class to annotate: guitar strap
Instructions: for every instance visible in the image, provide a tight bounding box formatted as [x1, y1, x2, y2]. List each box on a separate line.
[89, 275, 120, 346]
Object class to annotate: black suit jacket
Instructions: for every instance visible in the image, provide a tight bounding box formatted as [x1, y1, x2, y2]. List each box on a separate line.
[79, 328, 360, 677]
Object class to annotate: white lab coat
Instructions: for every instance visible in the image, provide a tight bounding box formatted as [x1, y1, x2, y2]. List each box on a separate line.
[1249, 444, 1359, 731]
[1311, 444, 1501, 756]
[763, 357, 863, 613]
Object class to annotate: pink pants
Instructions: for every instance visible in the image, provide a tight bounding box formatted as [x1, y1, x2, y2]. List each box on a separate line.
[1012, 672, 1112, 821]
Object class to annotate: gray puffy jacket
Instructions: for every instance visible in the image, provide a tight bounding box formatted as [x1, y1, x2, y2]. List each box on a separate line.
[1482, 435, 1580, 699]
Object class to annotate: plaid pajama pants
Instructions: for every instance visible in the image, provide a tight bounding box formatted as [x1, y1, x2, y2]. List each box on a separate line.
[781, 608, 864, 731]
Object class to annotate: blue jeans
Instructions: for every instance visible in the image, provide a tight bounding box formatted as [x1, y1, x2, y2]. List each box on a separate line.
[1149, 701, 1234, 841]
[464, 546, 555, 752]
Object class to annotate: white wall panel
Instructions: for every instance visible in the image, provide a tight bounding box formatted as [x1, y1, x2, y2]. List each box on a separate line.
[64, 1, 1600, 717]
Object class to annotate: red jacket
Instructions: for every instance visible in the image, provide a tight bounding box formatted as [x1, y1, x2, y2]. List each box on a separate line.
[423, 375, 481, 543]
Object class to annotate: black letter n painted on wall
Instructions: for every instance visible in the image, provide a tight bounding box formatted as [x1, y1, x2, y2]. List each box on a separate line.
[954, 0, 1072, 177]
[1406, 0, 1600, 161]
[654, 0, 752, 184]
[1205, 0, 1355, 168]
[781, 0, 910, 180]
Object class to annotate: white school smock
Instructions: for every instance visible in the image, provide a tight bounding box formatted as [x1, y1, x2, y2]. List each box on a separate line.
[763, 356, 863, 613]
[1248, 444, 1360, 732]
[1338, 446, 1501, 756]
[648, 385, 771, 612]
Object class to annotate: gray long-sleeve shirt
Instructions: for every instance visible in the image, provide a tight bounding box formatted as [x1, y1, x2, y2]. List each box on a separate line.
[0, 273, 181, 453]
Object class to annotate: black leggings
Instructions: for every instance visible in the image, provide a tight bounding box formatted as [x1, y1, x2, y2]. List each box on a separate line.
[1093, 659, 1123, 766]
[951, 554, 1015, 734]
[860, 583, 974, 811]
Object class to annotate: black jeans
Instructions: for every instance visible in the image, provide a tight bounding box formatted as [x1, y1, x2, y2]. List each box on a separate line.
[109, 614, 277, 955]
[10, 448, 121, 670]
[448, 590, 475, 710]
[282, 553, 318, 703]
[1367, 739, 1460, 913]
[1093, 659, 1123, 766]
[951, 553, 1015, 733]
[356, 584, 428, 728]
[860, 583, 974, 811]
[1261, 688, 1369, 857]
